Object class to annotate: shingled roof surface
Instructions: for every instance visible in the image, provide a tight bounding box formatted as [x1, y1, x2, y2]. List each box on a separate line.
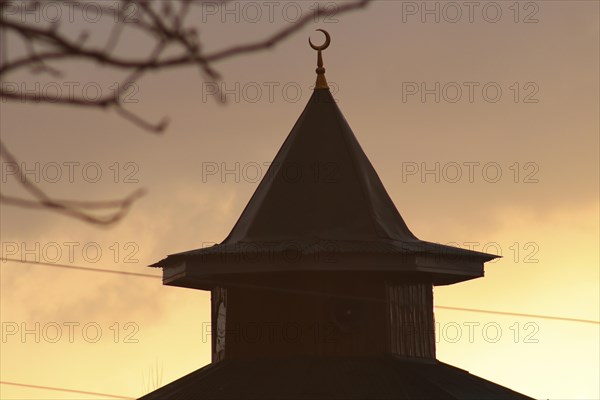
[138, 356, 533, 400]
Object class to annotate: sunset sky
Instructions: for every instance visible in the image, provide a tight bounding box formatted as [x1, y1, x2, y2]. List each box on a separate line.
[1, 1, 599, 399]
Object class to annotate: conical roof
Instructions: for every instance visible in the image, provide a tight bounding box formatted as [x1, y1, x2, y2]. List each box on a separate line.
[151, 86, 497, 287]
[151, 31, 498, 285]
[223, 88, 417, 244]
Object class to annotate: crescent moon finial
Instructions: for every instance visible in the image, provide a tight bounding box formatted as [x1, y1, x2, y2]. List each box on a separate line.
[309, 29, 331, 51]
[308, 29, 330, 90]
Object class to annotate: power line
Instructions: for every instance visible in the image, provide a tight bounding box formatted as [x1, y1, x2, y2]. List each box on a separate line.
[435, 306, 599, 325]
[2, 257, 599, 325]
[0, 380, 135, 399]
[0, 257, 160, 279]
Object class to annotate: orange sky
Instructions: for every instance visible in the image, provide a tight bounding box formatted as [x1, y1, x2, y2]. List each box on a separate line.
[1, 1, 599, 399]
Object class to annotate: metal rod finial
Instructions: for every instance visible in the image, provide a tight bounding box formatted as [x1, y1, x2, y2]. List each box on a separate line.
[309, 29, 331, 90]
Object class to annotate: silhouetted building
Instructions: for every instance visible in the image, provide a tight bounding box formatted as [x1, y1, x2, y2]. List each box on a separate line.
[141, 30, 532, 400]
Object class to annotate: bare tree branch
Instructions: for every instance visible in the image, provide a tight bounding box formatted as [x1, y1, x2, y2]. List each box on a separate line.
[0, 0, 372, 224]
[0, 139, 146, 225]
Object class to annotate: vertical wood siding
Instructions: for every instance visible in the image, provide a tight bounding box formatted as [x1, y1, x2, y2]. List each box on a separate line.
[386, 283, 435, 359]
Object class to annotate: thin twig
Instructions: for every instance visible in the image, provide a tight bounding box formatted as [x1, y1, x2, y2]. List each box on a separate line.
[0, 0, 373, 224]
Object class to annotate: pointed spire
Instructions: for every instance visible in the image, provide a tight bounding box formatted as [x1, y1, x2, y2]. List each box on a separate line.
[220, 88, 418, 244]
[309, 29, 330, 90]
[151, 31, 499, 287]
